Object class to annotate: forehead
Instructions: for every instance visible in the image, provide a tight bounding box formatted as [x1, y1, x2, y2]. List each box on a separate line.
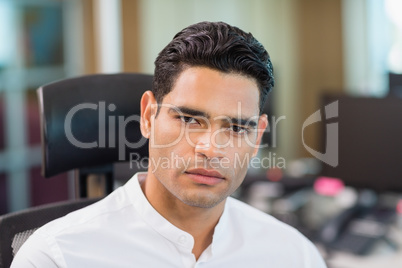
[162, 67, 260, 118]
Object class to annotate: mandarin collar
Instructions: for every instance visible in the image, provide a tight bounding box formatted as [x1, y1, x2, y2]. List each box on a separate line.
[126, 172, 230, 256]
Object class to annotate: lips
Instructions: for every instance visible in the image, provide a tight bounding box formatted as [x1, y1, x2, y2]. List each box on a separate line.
[185, 168, 225, 185]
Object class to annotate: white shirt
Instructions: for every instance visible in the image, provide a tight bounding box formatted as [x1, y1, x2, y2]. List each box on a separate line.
[12, 172, 326, 268]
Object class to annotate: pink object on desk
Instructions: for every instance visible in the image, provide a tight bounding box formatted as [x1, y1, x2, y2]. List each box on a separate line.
[396, 199, 402, 214]
[314, 176, 344, 196]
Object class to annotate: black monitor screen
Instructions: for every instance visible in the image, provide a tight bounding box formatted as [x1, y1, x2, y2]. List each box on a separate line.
[320, 95, 402, 193]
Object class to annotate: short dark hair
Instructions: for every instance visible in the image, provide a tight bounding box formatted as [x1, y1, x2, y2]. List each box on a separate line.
[152, 21, 274, 114]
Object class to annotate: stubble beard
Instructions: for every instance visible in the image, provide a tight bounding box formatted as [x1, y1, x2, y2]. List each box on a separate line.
[155, 171, 231, 209]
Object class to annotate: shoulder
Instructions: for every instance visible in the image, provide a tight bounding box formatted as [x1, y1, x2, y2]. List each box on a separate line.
[222, 197, 326, 267]
[225, 197, 303, 240]
[40, 186, 131, 237]
[225, 197, 321, 251]
[39, 173, 145, 236]
[11, 185, 134, 267]
[226, 196, 296, 232]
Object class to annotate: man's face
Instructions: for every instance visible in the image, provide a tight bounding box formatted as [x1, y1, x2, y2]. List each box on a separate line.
[142, 67, 268, 208]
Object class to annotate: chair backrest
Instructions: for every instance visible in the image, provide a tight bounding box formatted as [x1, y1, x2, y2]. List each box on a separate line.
[37, 72, 153, 178]
[0, 74, 152, 266]
[0, 198, 99, 268]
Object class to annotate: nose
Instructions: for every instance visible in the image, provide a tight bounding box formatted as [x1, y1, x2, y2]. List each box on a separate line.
[194, 130, 227, 160]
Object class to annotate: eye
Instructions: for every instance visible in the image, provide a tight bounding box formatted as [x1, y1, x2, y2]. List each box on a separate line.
[179, 116, 198, 124]
[230, 125, 248, 134]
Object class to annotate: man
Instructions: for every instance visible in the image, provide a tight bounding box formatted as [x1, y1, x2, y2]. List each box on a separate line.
[13, 21, 326, 267]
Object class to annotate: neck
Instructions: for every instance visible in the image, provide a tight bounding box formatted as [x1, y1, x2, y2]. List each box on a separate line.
[141, 172, 225, 259]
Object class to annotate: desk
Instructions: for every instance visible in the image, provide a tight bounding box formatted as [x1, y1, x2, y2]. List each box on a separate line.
[241, 179, 402, 267]
[323, 225, 402, 267]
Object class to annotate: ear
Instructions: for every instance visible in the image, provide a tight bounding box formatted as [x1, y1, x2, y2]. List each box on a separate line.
[140, 90, 157, 139]
[252, 114, 268, 158]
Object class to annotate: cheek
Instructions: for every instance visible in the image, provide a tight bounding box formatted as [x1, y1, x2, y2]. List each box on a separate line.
[152, 120, 184, 146]
[230, 146, 255, 171]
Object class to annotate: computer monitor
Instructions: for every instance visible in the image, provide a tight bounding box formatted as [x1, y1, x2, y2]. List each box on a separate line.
[389, 73, 402, 98]
[320, 95, 402, 193]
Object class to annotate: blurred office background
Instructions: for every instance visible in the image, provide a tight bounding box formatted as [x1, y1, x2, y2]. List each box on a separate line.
[0, 0, 398, 208]
[1, 0, 402, 266]
[3, 0, 400, 210]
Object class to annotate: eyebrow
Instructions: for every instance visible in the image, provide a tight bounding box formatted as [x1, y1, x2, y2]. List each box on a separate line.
[231, 118, 258, 128]
[168, 106, 258, 128]
[168, 106, 209, 118]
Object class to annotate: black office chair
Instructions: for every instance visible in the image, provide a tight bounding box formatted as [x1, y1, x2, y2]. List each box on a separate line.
[0, 73, 153, 268]
[0, 198, 99, 268]
[37, 72, 152, 197]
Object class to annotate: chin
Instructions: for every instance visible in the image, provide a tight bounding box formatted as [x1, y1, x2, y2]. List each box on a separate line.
[179, 192, 227, 209]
